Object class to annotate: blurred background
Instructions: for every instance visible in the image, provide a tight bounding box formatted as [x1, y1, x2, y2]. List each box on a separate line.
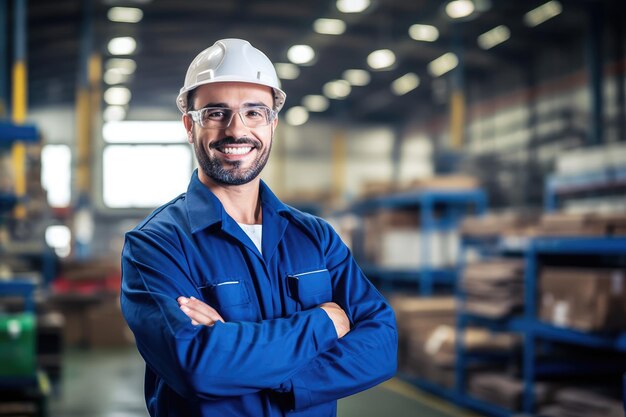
[1, 0, 626, 416]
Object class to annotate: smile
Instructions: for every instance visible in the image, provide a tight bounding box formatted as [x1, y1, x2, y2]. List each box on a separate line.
[221, 146, 253, 155]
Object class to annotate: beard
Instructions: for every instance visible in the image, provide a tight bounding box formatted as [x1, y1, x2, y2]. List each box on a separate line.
[192, 133, 272, 186]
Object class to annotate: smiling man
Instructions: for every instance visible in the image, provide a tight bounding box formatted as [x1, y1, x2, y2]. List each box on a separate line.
[120, 38, 397, 417]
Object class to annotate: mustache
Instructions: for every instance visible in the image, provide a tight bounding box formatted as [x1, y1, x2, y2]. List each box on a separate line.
[209, 137, 261, 149]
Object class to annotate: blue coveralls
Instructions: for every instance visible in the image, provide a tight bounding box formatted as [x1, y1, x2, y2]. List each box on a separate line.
[121, 170, 398, 417]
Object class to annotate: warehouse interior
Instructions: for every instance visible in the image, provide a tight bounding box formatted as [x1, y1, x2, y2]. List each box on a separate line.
[1, 0, 626, 415]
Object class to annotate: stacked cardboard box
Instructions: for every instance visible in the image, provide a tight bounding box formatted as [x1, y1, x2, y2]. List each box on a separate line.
[389, 295, 457, 387]
[540, 267, 626, 332]
[468, 372, 554, 411]
[461, 259, 525, 318]
[537, 387, 623, 417]
[538, 213, 626, 236]
[460, 212, 540, 238]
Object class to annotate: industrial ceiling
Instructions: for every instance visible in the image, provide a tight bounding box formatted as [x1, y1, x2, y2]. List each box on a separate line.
[8, 0, 626, 125]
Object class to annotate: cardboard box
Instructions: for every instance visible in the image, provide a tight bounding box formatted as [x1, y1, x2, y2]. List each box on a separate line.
[85, 297, 134, 348]
[379, 229, 459, 269]
[540, 267, 626, 331]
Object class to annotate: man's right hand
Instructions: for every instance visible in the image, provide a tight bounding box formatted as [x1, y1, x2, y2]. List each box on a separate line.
[319, 302, 350, 338]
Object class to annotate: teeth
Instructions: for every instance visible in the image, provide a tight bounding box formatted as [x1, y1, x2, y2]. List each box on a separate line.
[223, 147, 252, 155]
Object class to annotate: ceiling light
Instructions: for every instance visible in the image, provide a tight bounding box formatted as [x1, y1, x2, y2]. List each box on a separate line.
[104, 68, 129, 85]
[336, 0, 370, 13]
[104, 86, 131, 105]
[523, 1, 562, 27]
[275, 63, 300, 80]
[105, 58, 136, 75]
[342, 69, 370, 86]
[323, 80, 351, 99]
[477, 25, 511, 49]
[313, 18, 346, 35]
[408, 24, 439, 42]
[391, 73, 420, 95]
[445, 0, 475, 19]
[427, 52, 459, 77]
[367, 49, 396, 70]
[302, 95, 329, 112]
[287, 44, 316, 65]
[103, 105, 127, 122]
[108, 37, 137, 55]
[286, 106, 309, 126]
[107, 7, 143, 23]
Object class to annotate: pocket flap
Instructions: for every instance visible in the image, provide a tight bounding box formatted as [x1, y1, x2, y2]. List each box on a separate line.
[200, 280, 250, 309]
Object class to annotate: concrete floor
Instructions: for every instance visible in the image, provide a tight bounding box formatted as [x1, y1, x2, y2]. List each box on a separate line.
[48, 347, 485, 417]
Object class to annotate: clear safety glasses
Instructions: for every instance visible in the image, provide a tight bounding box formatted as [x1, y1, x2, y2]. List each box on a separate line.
[187, 105, 277, 129]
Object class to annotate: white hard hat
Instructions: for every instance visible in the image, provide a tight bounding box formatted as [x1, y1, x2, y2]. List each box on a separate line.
[176, 38, 286, 114]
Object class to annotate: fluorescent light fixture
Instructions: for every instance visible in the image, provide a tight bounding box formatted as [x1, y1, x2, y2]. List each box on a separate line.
[477, 25, 511, 49]
[287, 44, 315, 65]
[313, 18, 346, 35]
[107, 7, 143, 23]
[103, 121, 187, 143]
[445, 0, 475, 19]
[367, 49, 396, 70]
[302, 95, 329, 112]
[524, 1, 562, 27]
[108, 37, 137, 55]
[323, 80, 351, 99]
[275, 63, 300, 80]
[104, 68, 129, 85]
[342, 69, 370, 86]
[408, 24, 439, 42]
[105, 58, 137, 75]
[336, 0, 370, 13]
[103, 105, 126, 122]
[41, 145, 71, 208]
[285, 106, 309, 126]
[391, 73, 420, 95]
[104, 86, 132, 105]
[427, 52, 459, 77]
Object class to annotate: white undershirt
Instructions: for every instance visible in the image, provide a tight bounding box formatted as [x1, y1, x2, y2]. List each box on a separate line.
[237, 223, 263, 254]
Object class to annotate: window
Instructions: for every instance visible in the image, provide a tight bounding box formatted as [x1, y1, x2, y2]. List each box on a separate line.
[102, 121, 192, 208]
[41, 144, 72, 207]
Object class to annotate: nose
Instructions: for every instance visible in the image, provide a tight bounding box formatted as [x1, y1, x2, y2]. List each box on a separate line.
[224, 111, 248, 136]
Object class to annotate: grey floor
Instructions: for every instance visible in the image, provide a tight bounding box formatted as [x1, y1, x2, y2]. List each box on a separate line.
[48, 347, 485, 417]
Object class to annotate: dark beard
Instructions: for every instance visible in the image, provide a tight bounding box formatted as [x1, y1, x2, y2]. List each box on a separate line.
[193, 135, 272, 186]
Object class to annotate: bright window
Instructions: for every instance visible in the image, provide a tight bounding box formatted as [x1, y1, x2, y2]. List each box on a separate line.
[103, 144, 192, 208]
[41, 144, 72, 207]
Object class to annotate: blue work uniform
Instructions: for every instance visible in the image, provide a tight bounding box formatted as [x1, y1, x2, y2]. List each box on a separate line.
[121, 170, 397, 417]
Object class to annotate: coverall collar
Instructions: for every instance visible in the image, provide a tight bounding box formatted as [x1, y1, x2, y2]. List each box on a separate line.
[186, 169, 289, 234]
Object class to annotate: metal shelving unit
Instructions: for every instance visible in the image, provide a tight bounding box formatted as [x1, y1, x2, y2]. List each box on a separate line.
[544, 166, 626, 212]
[443, 236, 626, 416]
[349, 189, 488, 295]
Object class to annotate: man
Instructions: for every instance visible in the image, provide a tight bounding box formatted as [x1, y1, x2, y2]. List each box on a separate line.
[121, 38, 397, 417]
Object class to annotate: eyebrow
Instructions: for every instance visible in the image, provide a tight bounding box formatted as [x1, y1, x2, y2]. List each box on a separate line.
[200, 101, 269, 109]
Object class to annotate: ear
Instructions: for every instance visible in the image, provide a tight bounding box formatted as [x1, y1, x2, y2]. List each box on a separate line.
[182, 113, 194, 144]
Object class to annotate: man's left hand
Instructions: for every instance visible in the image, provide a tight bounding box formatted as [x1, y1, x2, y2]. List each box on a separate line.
[177, 296, 225, 326]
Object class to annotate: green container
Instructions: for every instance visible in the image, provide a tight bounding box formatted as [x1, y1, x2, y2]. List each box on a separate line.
[0, 313, 36, 377]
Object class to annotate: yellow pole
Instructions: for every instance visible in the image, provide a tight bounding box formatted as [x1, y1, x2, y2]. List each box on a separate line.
[450, 89, 465, 149]
[12, 60, 27, 219]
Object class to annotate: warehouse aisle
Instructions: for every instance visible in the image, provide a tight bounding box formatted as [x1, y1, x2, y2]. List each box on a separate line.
[47, 347, 485, 417]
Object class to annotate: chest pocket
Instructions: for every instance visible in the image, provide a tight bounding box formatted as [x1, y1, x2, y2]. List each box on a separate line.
[287, 269, 333, 310]
[198, 280, 255, 322]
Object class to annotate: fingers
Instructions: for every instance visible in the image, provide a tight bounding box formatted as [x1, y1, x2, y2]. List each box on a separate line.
[319, 302, 351, 339]
[177, 296, 225, 326]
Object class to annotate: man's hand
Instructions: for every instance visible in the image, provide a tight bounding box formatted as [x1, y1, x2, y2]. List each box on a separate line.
[319, 302, 350, 338]
[177, 296, 225, 326]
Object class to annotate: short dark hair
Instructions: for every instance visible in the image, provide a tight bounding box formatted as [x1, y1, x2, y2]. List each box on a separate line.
[187, 89, 198, 112]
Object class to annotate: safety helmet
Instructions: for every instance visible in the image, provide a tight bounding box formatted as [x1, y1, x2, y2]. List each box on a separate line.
[176, 38, 286, 114]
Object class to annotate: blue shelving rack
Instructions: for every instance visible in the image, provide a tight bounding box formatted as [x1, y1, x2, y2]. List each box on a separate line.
[439, 236, 626, 416]
[349, 188, 488, 295]
[544, 167, 626, 212]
